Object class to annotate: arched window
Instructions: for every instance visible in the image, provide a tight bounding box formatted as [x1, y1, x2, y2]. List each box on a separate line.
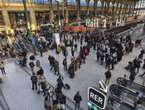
[97, 0, 102, 7]
[67, 0, 76, 5]
[109, 2, 112, 8]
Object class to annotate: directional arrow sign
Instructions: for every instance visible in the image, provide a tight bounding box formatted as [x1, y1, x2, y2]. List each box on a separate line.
[88, 87, 107, 109]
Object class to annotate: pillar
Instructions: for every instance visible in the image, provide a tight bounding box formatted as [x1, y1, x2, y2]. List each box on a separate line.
[2, 10, 11, 28]
[76, 0, 80, 19]
[29, 10, 37, 31]
[64, 0, 68, 23]
[28, 0, 37, 31]
[49, 0, 54, 24]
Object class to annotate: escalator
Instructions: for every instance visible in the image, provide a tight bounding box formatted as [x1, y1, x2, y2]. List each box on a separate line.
[117, 77, 145, 96]
[107, 84, 137, 110]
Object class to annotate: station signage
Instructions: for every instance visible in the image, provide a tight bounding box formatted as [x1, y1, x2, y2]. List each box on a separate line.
[88, 87, 107, 109]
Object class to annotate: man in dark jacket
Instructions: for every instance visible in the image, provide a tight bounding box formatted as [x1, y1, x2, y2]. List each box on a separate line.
[31, 74, 37, 90]
[74, 91, 82, 110]
[104, 69, 112, 85]
[62, 57, 67, 71]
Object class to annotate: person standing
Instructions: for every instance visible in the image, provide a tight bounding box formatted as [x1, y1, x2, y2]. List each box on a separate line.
[71, 47, 74, 57]
[44, 96, 52, 110]
[110, 55, 115, 70]
[31, 35, 37, 55]
[129, 71, 136, 86]
[39, 43, 43, 57]
[0, 61, 6, 76]
[31, 73, 37, 90]
[62, 57, 67, 71]
[73, 91, 82, 110]
[74, 43, 78, 52]
[104, 69, 112, 85]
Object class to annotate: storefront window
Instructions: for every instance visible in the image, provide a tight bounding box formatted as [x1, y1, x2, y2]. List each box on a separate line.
[0, 12, 4, 25]
[8, 11, 30, 28]
[35, 11, 49, 26]
[68, 11, 77, 22]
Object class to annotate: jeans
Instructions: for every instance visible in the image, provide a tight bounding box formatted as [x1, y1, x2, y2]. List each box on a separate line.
[75, 103, 80, 110]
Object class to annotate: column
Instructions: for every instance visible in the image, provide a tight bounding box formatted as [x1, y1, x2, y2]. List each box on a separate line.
[28, 0, 37, 31]
[64, 0, 68, 23]
[29, 10, 37, 31]
[2, 10, 11, 28]
[49, 0, 54, 24]
[76, 0, 80, 19]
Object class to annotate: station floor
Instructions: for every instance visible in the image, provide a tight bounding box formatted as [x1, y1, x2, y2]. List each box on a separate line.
[0, 34, 145, 110]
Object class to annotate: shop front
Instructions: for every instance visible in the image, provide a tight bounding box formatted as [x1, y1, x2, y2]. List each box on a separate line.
[8, 11, 30, 29]
[35, 11, 50, 26]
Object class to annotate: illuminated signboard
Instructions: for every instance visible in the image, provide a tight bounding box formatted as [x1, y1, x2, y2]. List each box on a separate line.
[88, 87, 107, 109]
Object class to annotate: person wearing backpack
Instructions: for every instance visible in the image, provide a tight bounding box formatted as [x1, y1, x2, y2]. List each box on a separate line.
[0, 61, 6, 76]
[31, 74, 37, 90]
[73, 91, 82, 110]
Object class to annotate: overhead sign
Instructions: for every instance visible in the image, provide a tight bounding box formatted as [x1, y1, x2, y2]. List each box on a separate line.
[88, 87, 107, 109]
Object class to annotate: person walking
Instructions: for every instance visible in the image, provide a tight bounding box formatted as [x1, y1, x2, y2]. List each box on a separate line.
[104, 69, 112, 85]
[0, 61, 6, 76]
[30, 73, 37, 90]
[73, 91, 82, 110]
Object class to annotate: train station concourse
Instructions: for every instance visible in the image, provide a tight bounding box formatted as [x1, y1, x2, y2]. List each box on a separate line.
[0, 0, 145, 110]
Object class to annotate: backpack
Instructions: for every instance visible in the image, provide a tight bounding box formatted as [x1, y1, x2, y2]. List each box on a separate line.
[56, 47, 61, 54]
[31, 75, 37, 82]
[63, 59, 66, 65]
[64, 83, 70, 90]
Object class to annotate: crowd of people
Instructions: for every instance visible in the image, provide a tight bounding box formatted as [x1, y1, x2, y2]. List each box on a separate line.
[0, 25, 145, 110]
[27, 54, 83, 110]
[125, 48, 145, 86]
[26, 29, 145, 109]
[0, 35, 15, 60]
